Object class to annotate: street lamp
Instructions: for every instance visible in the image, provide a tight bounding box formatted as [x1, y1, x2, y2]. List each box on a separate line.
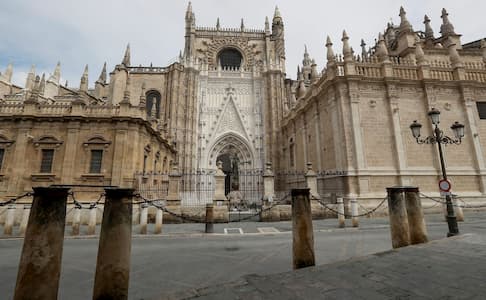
[410, 108, 465, 237]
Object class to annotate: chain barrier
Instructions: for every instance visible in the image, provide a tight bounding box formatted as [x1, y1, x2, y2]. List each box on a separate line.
[315, 196, 388, 218]
[68, 192, 105, 210]
[420, 192, 486, 209]
[0, 192, 33, 207]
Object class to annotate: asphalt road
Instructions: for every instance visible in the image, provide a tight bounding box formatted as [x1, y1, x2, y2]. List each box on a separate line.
[0, 213, 485, 299]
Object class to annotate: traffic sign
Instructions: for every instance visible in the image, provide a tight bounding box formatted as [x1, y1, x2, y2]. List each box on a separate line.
[438, 179, 451, 192]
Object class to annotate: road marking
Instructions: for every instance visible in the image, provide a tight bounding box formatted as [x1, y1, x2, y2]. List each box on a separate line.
[257, 227, 280, 233]
[224, 228, 243, 234]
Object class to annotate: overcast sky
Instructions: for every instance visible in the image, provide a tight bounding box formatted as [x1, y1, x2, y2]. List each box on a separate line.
[1, 0, 485, 88]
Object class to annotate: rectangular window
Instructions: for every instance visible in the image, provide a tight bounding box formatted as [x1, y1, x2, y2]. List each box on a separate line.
[477, 102, 486, 119]
[0, 148, 4, 171]
[40, 149, 54, 173]
[89, 150, 103, 173]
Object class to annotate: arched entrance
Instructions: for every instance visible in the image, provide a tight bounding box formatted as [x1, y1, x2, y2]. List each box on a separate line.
[216, 146, 241, 196]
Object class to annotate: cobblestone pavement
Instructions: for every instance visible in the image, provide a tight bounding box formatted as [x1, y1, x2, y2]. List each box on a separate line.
[166, 234, 486, 300]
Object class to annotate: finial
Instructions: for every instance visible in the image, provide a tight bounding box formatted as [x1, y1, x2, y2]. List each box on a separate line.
[342, 30, 352, 61]
[376, 33, 390, 62]
[303, 45, 311, 66]
[360, 39, 368, 59]
[447, 37, 462, 67]
[122, 75, 131, 103]
[216, 17, 220, 30]
[310, 59, 318, 82]
[49, 61, 61, 84]
[240, 18, 245, 31]
[185, 2, 193, 20]
[440, 8, 456, 36]
[122, 43, 131, 66]
[39, 73, 46, 93]
[80, 64, 88, 92]
[297, 65, 302, 79]
[265, 16, 270, 32]
[415, 36, 427, 66]
[25, 64, 36, 90]
[65, 80, 68, 87]
[97, 62, 107, 84]
[2, 63, 13, 82]
[326, 36, 335, 63]
[423, 15, 435, 41]
[399, 6, 413, 33]
[297, 78, 306, 99]
[273, 6, 281, 19]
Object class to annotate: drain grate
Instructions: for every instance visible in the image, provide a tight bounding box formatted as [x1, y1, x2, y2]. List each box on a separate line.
[224, 228, 244, 234]
[257, 227, 280, 233]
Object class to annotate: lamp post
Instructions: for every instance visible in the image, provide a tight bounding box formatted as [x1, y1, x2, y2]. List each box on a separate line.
[410, 108, 465, 237]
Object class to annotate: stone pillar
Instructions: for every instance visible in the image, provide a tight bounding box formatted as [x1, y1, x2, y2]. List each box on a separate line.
[140, 203, 148, 234]
[154, 209, 163, 234]
[213, 161, 227, 206]
[337, 197, 345, 228]
[87, 207, 97, 235]
[305, 162, 320, 200]
[350, 199, 359, 227]
[4, 204, 16, 236]
[452, 196, 464, 222]
[404, 187, 428, 245]
[262, 162, 275, 205]
[93, 188, 134, 300]
[14, 187, 69, 300]
[386, 187, 411, 249]
[166, 165, 182, 206]
[292, 188, 315, 269]
[19, 205, 30, 236]
[205, 203, 214, 233]
[71, 207, 81, 236]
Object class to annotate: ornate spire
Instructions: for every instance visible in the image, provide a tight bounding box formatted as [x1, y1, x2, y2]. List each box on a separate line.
[326, 36, 335, 63]
[376, 33, 390, 62]
[273, 6, 281, 20]
[360, 39, 368, 59]
[415, 37, 427, 66]
[216, 18, 220, 30]
[440, 8, 456, 36]
[25, 65, 36, 90]
[122, 44, 130, 66]
[399, 6, 413, 34]
[302, 45, 311, 66]
[423, 15, 435, 40]
[139, 82, 146, 108]
[97, 62, 107, 84]
[49, 61, 61, 84]
[240, 18, 245, 31]
[39, 73, 46, 94]
[265, 16, 270, 33]
[342, 30, 352, 62]
[80, 64, 88, 92]
[185, 1, 192, 19]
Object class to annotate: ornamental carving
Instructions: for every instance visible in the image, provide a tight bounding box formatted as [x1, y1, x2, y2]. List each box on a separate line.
[205, 38, 256, 69]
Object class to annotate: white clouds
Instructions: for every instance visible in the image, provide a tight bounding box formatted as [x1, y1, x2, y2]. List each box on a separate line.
[1, 0, 485, 86]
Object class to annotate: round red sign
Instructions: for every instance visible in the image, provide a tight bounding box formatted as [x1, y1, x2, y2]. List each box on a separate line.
[438, 179, 452, 192]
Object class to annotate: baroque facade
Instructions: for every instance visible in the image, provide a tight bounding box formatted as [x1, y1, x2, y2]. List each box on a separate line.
[0, 4, 486, 208]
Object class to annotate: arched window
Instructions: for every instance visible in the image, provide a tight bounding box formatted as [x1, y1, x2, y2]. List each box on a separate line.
[218, 48, 242, 69]
[146, 90, 161, 118]
[289, 138, 295, 168]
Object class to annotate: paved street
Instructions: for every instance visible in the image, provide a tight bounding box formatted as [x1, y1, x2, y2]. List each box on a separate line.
[0, 212, 485, 299]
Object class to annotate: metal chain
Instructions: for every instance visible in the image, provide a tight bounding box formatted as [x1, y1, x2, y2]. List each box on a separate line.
[420, 192, 486, 208]
[316, 197, 388, 218]
[68, 192, 105, 210]
[0, 192, 33, 207]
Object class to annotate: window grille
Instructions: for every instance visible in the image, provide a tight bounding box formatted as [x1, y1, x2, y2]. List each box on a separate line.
[40, 149, 54, 173]
[89, 149, 103, 173]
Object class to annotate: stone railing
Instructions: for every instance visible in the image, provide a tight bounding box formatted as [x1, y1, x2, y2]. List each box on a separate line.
[355, 63, 382, 78]
[430, 68, 454, 81]
[465, 69, 486, 82]
[38, 103, 72, 115]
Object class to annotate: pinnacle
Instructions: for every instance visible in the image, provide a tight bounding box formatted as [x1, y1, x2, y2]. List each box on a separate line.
[274, 6, 281, 19]
[122, 43, 131, 66]
[326, 36, 332, 46]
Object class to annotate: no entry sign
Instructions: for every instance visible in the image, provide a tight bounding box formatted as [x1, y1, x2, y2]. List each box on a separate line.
[438, 179, 452, 192]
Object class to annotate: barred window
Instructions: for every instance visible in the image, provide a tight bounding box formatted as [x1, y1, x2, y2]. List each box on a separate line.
[0, 148, 4, 171]
[476, 102, 486, 119]
[89, 150, 103, 173]
[40, 149, 54, 173]
[218, 48, 242, 69]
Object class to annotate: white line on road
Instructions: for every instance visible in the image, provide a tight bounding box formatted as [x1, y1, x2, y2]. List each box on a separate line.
[257, 227, 280, 233]
[224, 228, 244, 234]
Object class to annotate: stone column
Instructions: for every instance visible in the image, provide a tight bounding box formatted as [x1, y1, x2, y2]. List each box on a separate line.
[93, 188, 134, 300]
[4, 204, 16, 236]
[386, 187, 411, 248]
[14, 187, 69, 300]
[87, 207, 97, 235]
[71, 207, 81, 236]
[262, 162, 275, 205]
[19, 205, 31, 236]
[337, 197, 345, 228]
[404, 187, 428, 245]
[350, 199, 359, 227]
[140, 203, 148, 234]
[213, 161, 227, 206]
[205, 203, 214, 233]
[166, 165, 182, 206]
[452, 196, 464, 222]
[292, 188, 315, 269]
[305, 162, 320, 200]
[154, 209, 163, 234]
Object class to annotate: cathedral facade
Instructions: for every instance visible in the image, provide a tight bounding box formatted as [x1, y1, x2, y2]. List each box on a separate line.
[1, 4, 486, 209]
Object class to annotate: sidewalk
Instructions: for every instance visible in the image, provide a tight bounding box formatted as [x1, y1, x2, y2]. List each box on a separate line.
[165, 233, 486, 299]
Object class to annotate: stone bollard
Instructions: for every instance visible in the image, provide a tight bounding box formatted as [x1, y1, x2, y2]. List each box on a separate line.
[93, 188, 134, 300]
[292, 188, 315, 270]
[140, 204, 148, 234]
[71, 207, 81, 236]
[337, 197, 345, 228]
[87, 207, 97, 235]
[452, 196, 464, 222]
[386, 187, 411, 248]
[14, 187, 69, 300]
[19, 205, 31, 236]
[404, 188, 428, 245]
[4, 204, 16, 236]
[350, 199, 359, 227]
[205, 203, 214, 233]
[154, 209, 163, 234]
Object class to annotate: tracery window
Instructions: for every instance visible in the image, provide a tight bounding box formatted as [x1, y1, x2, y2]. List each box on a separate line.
[218, 48, 242, 69]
